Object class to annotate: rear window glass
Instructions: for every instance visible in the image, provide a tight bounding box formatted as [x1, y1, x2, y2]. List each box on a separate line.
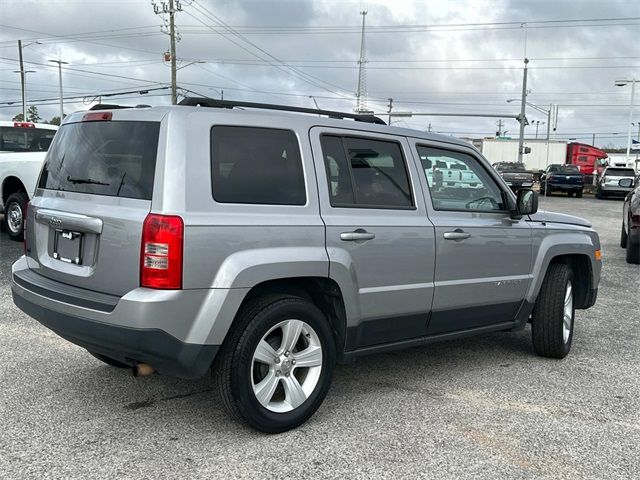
[38, 121, 160, 200]
[210, 126, 305, 205]
[496, 163, 526, 171]
[606, 168, 634, 176]
[559, 165, 580, 173]
[0, 126, 56, 152]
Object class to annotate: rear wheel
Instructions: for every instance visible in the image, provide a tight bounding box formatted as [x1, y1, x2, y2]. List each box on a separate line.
[576, 189, 583, 198]
[3, 192, 29, 242]
[595, 188, 604, 199]
[215, 295, 336, 433]
[531, 263, 575, 359]
[567, 190, 574, 197]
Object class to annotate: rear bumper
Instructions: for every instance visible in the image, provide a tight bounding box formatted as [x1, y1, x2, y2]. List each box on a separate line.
[12, 291, 218, 378]
[600, 185, 633, 195]
[547, 183, 583, 190]
[9, 256, 242, 379]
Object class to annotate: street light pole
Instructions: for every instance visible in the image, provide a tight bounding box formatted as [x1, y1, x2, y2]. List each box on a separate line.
[48, 59, 68, 122]
[517, 58, 529, 163]
[17, 40, 26, 120]
[615, 78, 637, 161]
[13, 70, 35, 120]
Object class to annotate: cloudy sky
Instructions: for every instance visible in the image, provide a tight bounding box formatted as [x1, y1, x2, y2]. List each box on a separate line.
[0, 0, 638, 148]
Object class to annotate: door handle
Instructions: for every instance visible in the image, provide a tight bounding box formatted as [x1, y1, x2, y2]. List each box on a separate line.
[340, 230, 375, 241]
[443, 229, 471, 241]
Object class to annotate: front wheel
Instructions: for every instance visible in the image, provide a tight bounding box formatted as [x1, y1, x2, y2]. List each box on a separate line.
[531, 263, 575, 359]
[567, 190, 574, 197]
[215, 295, 336, 433]
[3, 192, 29, 241]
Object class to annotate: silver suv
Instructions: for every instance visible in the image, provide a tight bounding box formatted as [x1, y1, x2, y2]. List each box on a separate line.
[11, 99, 601, 432]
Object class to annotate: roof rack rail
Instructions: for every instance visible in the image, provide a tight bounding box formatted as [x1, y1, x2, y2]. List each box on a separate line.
[178, 97, 386, 125]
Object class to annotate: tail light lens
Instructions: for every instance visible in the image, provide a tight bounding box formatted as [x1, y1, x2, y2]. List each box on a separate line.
[140, 214, 183, 289]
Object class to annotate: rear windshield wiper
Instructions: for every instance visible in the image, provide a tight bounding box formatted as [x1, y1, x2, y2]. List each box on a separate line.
[66, 175, 109, 186]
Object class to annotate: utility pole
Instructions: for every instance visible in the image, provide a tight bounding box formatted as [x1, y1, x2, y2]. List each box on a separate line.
[355, 10, 368, 113]
[154, 1, 182, 105]
[496, 119, 504, 137]
[427, 123, 432, 133]
[592, 133, 596, 146]
[387, 97, 393, 124]
[517, 58, 529, 163]
[17, 40, 26, 120]
[48, 59, 68, 121]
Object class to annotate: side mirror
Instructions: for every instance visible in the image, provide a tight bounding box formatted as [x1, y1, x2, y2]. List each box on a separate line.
[516, 188, 538, 216]
[619, 178, 633, 188]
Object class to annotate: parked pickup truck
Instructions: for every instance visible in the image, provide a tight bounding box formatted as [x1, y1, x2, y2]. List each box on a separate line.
[540, 164, 584, 198]
[0, 121, 58, 240]
[427, 158, 483, 190]
[492, 162, 534, 191]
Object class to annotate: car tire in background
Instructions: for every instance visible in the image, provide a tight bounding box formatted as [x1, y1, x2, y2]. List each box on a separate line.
[595, 188, 604, 199]
[214, 295, 336, 433]
[3, 192, 29, 242]
[626, 234, 640, 264]
[576, 189, 583, 198]
[531, 263, 575, 359]
[621, 222, 628, 248]
[567, 191, 574, 197]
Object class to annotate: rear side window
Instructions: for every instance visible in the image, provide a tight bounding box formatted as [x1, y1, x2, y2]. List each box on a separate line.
[0, 126, 56, 152]
[38, 121, 160, 200]
[320, 135, 413, 208]
[210, 126, 305, 205]
[606, 168, 634, 176]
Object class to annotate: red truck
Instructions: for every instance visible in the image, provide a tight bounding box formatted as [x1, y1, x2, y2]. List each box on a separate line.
[565, 142, 608, 175]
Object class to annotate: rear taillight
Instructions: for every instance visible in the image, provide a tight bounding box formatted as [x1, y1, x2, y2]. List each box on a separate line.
[13, 121, 35, 128]
[140, 214, 183, 289]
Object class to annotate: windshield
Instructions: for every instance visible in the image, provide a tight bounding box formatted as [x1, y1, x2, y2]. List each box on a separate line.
[38, 120, 160, 200]
[0, 126, 56, 152]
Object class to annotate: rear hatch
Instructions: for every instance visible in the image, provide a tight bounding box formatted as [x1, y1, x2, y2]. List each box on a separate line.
[25, 112, 162, 296]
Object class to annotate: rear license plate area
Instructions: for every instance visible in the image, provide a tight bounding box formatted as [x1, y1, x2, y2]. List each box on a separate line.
[53, 230, 83, 265]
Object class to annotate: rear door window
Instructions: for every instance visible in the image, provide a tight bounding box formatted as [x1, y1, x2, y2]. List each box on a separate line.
[210, 126, 306, 205]
[38, 121, 160, 200]
[0, 126, 56, 152]
[320, 135, 413, 208]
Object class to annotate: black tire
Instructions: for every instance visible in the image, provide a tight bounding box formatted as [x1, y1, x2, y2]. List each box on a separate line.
[576, 189, 583, 198]
[620, 222, 628, 248]
[567, 190, 574, 197]
[531, 263, 575, 359]
[626, 234, 640, 264]
[214, 295, 336, 433]
[595, 188, 604, 199]
[3, 191, 29, 242]
[89, 351, 130, 368]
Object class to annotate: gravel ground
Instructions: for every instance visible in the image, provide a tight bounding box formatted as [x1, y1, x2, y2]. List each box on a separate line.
[0, 195, 638, 480]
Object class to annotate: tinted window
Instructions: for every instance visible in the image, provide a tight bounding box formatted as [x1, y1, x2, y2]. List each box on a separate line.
[496, 162, 526, 171]
[578, 156, 588, 161]
[38, 121, 159, 200]
[606, 168, 634, 176]
[418, 146, 505, 212]
[0, 126, 56, 152]
[210, 126, 305, 205]
[580, 147, 589, 153]
[320, 135, 413, 208]
[559, 165, 580, 173]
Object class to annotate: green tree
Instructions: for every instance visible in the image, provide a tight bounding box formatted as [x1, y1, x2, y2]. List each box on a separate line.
[48, 116, 61, 126]
[12, 106, 41, 123]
